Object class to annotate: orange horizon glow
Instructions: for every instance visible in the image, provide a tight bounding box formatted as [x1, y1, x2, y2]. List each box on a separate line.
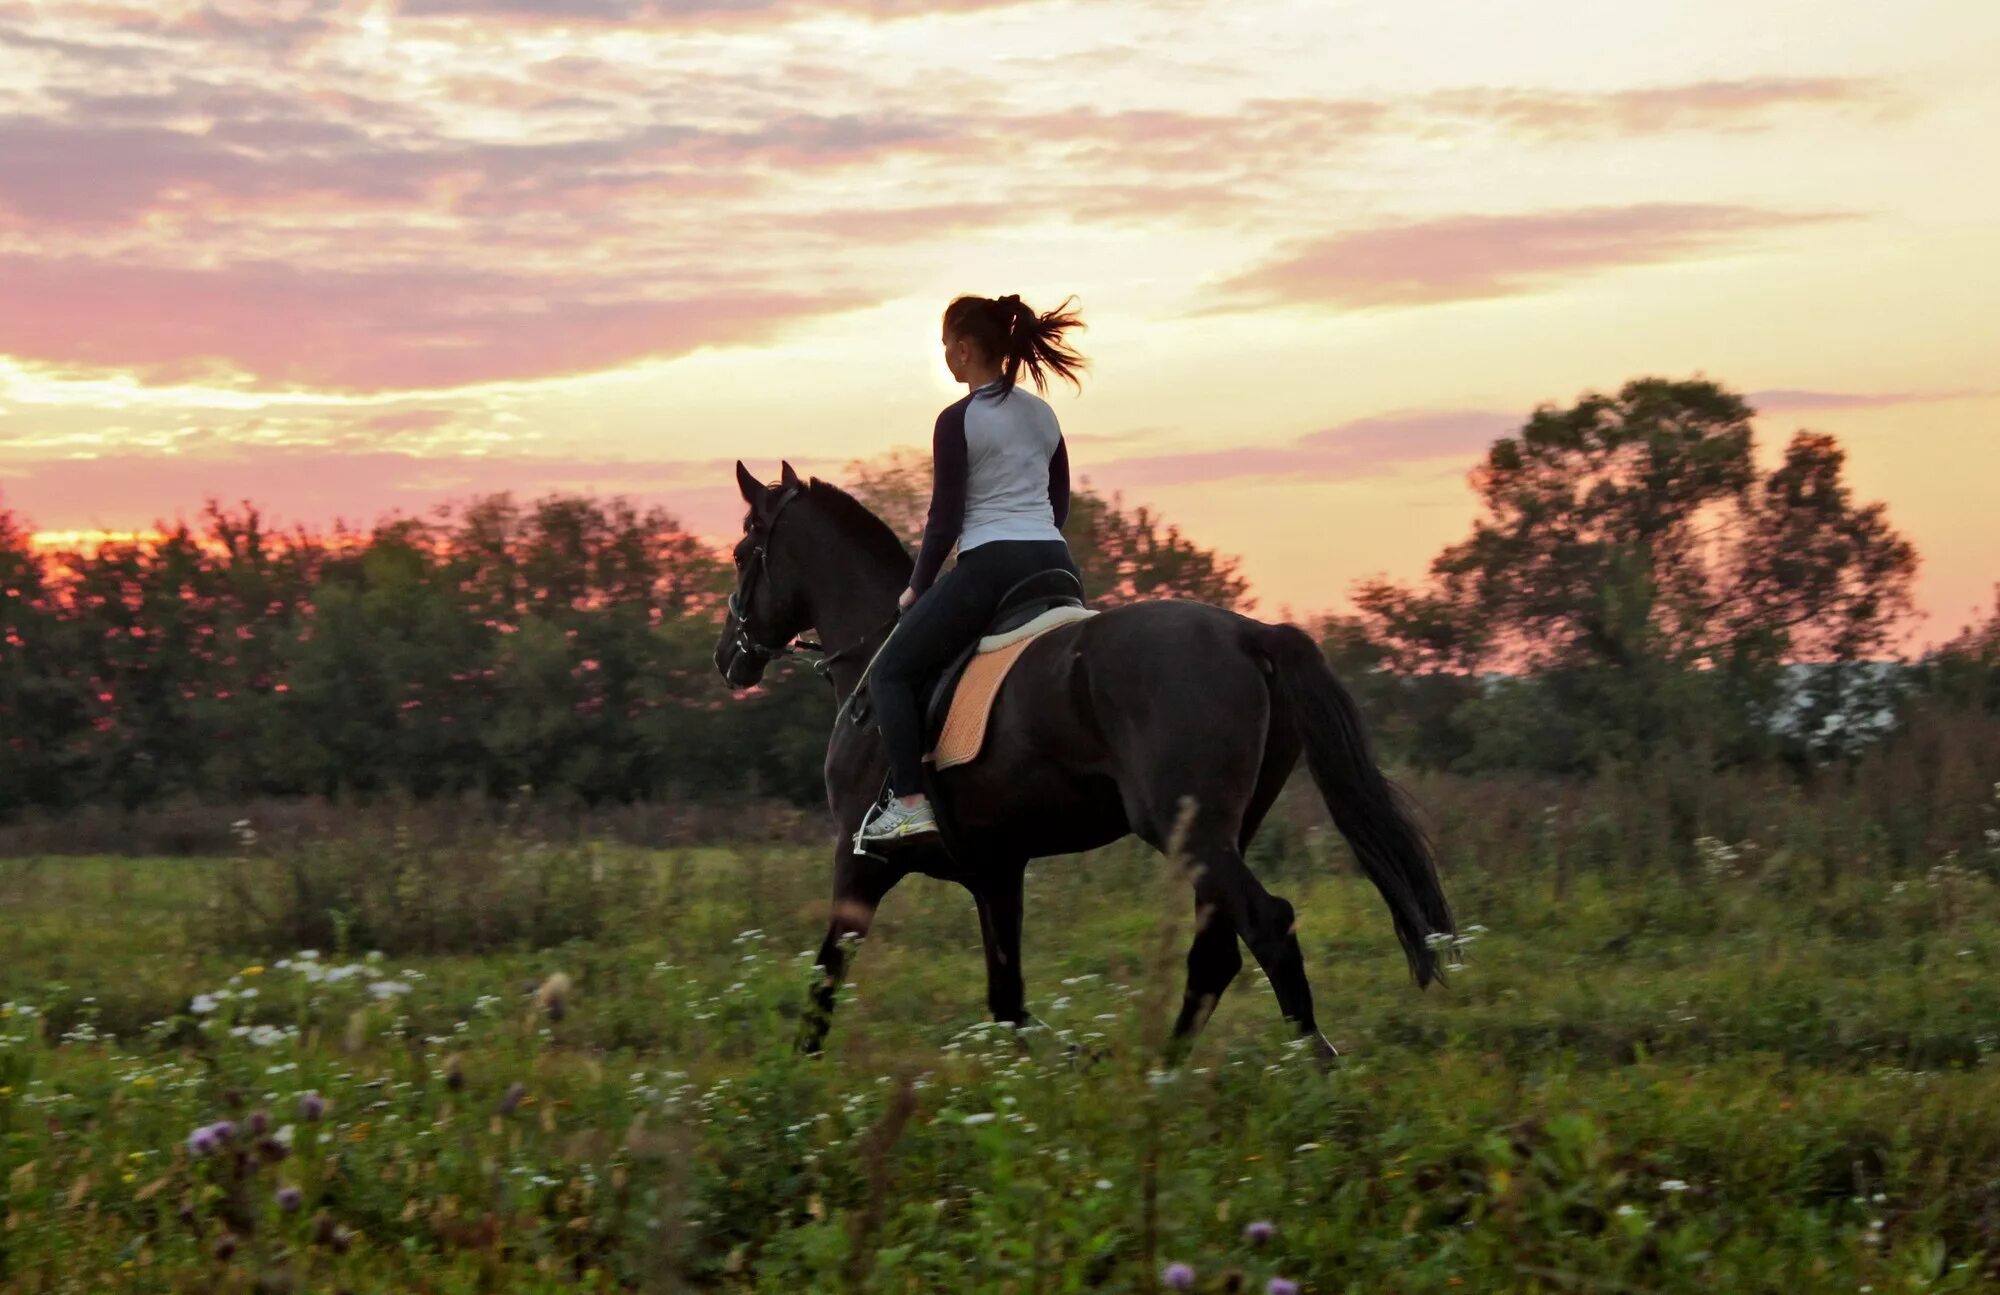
[2, 0, 1996, 644]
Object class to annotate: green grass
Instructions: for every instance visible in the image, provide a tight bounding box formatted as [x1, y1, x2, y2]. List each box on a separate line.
[2, 829, 1999, 1293]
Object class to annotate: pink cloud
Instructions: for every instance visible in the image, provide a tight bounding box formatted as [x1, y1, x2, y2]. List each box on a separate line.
[1747, 388, 1986, 412]
[0, 254, 850, 391]
[1422, 77, 1893, 139]
[1215, 204, 1854, 309]
[0, 447, 842, 540]
[1090, 409, 1516, 489]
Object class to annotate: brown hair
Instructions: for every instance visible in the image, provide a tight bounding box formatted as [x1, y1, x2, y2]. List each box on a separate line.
[943, 293, 1087, 399]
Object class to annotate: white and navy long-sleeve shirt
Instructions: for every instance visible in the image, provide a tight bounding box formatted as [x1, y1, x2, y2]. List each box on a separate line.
[911, 380, 1071, 593]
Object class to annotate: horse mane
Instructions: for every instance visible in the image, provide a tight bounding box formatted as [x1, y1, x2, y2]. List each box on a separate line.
[803, 479, 915, 575]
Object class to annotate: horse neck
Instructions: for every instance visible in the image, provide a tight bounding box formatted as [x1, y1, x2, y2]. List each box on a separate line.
[795, 512, 906, 701]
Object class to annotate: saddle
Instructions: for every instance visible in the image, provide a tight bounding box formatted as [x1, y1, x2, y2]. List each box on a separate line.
[848, 569, 1095, 860]
[922, 569, 1096, 770]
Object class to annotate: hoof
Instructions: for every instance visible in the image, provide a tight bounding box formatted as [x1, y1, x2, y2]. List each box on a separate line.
[1312, 1032, 1340, 1069]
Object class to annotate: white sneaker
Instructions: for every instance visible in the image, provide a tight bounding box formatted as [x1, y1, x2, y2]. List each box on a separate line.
[857, 798, 938, 846]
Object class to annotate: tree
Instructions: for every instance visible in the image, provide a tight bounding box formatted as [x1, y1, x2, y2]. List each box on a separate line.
[841, 451, 1252, 610]
[1356, 378, 1917, 768]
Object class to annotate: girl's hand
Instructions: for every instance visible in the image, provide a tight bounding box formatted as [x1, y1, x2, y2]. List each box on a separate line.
[898, 588, 917, 612]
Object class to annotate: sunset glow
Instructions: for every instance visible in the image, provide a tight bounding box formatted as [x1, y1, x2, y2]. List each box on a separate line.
[3, 0, 1996, 636]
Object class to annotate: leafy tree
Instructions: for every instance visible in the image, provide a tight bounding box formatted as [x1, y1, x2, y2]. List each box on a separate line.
[842, 451, 1251, 610]
[1356, 378, 1917, 768]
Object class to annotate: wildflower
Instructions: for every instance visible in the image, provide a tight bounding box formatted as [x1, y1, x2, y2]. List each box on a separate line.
[241, 966, 264, 977]
[210, 1119, 237, 1143]
[1244, 1219, 1275, 1245]
[1163, 1262, 1196, 1291]
[367, 980, 412, 1000]
[190, 994, 220, 1015]
[1659, 1179, 1689, 1193]
[187, 1125, 221, 1157]
[212, 1232, 238, 1262]
[962, 1112, 997, 1126]
[499, 1082, 527, 1116]
[1267, 1280, 1298, 1295]
[276, 1186, 303, 1212]
[298, 1093, 329, 1121]
[445, 1057, 465, 1091]
[258, 1137, 289, 1163]
[247, 1110, 270, 1136]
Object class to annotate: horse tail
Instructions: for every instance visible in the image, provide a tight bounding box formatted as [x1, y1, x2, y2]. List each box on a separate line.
[1260, 622, 1455, 987]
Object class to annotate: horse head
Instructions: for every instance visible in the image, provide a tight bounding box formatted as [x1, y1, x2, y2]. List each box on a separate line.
[715, 460, 815, 689]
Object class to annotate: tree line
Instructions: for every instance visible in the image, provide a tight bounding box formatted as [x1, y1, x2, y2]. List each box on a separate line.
[0, 464, 1250, 815]
[1, 377, 1992, 819]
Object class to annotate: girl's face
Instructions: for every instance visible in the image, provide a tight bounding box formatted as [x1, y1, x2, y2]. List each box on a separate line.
[941, 327, 979, 383]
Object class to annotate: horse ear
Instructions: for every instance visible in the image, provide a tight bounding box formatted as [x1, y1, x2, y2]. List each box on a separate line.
[735, 461, 764, 506]
[779, 461, 803, 491]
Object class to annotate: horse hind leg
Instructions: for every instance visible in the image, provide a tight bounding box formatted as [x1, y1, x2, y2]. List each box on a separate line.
[1186, 828, 1337, 1063]
[1168, 893, 1242, 1061]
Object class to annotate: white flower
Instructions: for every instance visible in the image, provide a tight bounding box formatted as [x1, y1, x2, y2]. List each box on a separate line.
[1094, 1178, 1113, 1190]
[1659, 1179, 1689, 1193]
[1294, 1142, 1320, 1153]
[190, 994, 220, 1015]
[962, 1112, 997, 1126]
[368, 980, 412, 999]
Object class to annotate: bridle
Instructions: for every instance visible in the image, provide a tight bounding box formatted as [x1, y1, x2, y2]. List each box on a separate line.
[724, 484, 897, 682]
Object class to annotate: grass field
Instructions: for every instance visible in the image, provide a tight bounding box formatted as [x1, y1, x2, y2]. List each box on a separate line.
[3, 810, 2000, 1293]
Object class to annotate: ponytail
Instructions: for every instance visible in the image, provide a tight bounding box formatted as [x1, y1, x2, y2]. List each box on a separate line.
[944, 293, 1087, 399]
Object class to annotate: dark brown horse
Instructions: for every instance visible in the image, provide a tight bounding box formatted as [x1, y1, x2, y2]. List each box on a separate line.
[716, 462, 1454, 1058]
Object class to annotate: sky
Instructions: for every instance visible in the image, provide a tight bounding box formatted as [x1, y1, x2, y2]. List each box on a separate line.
[2, 0, 1996, 638]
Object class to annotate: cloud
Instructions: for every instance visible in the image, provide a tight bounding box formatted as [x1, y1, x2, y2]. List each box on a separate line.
[1421, 77, 1894, 140]
[393, 0, 1038, 24]
[1747, 387, 1986, 412]
[0, 446, 806, 537]
[0, 254, 851, 391]
[1090, 409, 1515, 488]
[1214, 204, 1853, 309]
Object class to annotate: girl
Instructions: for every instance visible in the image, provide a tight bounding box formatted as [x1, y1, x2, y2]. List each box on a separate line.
[858, 293, 1088, 846]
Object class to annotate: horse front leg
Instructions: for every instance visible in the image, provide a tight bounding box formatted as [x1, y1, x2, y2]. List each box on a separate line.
[798, 847, 906, 1056]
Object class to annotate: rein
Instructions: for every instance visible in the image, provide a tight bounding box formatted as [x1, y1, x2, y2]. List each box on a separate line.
[726, 485, 899, 683]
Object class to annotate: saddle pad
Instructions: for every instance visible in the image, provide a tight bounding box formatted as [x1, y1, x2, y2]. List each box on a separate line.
[930, 611, 1096, 772]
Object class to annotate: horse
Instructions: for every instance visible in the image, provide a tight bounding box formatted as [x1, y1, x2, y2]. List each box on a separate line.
[715, 461, 1455, 1059]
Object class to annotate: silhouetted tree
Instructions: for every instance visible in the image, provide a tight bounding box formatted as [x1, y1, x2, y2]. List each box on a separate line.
[1356, 378, 1917, 769]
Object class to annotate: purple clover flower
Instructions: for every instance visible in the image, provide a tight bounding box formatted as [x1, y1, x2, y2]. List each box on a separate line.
[276, 1186, 303, 1212]
[187, 1125, 220, 1157]
[210, 1119, 237, 1143]
[1163, 1262, 1196, 1291]
[1244, 1219, 1275, 1245]
[298, 1092, 329, 1121]
[1267, 1279, 1298, 1295]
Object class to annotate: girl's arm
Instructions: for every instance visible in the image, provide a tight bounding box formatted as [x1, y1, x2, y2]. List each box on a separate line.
[910, 405, 968, 595]
[1048, 435, 1071, 530]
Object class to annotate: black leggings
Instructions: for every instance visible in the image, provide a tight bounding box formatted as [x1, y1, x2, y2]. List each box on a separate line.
[871, 539, 1082, 797]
